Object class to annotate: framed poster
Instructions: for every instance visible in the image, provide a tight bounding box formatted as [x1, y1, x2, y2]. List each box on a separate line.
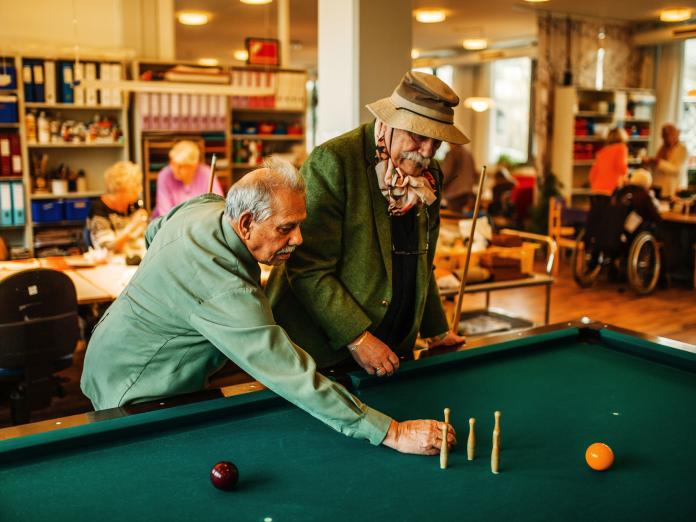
[245, 37, 280, 66]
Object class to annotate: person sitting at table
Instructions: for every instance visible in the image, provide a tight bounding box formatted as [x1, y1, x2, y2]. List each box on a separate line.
[81, 158, 455, 456]
[642, 123, 688, 198]
[86, 160, 148, 258]
[151, 140, 224, 218]
[265, 72, 467, 380]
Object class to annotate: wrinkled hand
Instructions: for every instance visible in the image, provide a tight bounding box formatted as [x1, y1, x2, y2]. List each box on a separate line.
[382, 420, 457, 455]
[349, 332, 400, 377]
[125, 210, 149, 237]
[428, 330, 466, 349]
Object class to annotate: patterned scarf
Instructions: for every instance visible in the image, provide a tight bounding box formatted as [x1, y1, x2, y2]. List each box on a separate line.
[374, 120, 437, 216]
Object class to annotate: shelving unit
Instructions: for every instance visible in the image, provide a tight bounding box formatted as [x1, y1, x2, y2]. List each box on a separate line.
[0, 53, 130, 257]
[551, 86, 655, 206]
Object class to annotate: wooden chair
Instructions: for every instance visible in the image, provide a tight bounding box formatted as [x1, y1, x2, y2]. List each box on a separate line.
[548, 197, 577, 275]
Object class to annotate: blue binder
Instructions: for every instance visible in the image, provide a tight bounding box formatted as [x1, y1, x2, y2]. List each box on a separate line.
[21, 61, 34, 102]
[0, 59, 18, 90]
[32, 60, 45, 103]
[0, 181, 13, 226]
[57, 61, 74, 104]
[10, 181, 25, 225]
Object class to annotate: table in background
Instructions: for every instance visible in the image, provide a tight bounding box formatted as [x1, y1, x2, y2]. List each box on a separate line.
[659, 211, 696, 289]
[2, 320, 694, 521]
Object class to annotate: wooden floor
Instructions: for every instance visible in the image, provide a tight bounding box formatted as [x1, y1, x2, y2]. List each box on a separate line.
[2, 265, 695, 428]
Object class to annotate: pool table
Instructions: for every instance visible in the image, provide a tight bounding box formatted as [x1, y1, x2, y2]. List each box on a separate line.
[1, 320, 695, 521]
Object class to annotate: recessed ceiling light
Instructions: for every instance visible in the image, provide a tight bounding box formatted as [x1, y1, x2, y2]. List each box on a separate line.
[198, 58, 219, 67]
[523, 0, 550, 3]
[414, 8, 447, 24]
[233, 50, 249, 62]
[240, 0, 273, 5]
[463, 38, 488, 50]
[411, 49, 421, 59]
[660, 8, 692, 22]
[177, 11, 210, 26]
[464, 97, 495, 112]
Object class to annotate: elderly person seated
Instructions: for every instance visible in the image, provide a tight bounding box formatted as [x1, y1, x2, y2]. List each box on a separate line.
[266, 71, 468, 379]
[151, 140, 224, 218]
[81, 157, 455, 456]
[86, 160, 147, 258]
[614, 168, 661, 225]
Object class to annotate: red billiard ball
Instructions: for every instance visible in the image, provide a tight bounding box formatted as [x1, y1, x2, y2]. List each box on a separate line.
[210, 461, 239, 491]
[585, 442, 614, 471]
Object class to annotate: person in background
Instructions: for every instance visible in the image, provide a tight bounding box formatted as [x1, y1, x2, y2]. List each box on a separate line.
[151, 140, 225, 218]
[589, 127, 629, 197]
[86, 160, 147, 257]
[440, 144, 477, 213]
[614, 168, 661, 225]
[266, 72, 467, 379]
[81, 158, 455, 456]
[643, 124, 688, 198]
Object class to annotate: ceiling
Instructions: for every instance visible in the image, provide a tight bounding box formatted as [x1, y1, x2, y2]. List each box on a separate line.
[175, 0, 696, 70]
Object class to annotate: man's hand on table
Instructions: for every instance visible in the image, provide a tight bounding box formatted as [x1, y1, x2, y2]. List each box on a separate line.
[428, 330, 466, 349]
[382, 420, 457, 455]
[348, 332, 400, 377]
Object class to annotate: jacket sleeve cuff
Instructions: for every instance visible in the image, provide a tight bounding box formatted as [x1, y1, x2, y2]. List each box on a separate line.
[357, 406, 394, 445]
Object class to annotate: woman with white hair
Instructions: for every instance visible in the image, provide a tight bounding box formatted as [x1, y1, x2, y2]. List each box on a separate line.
[151, 140, 224, 218]
[614, 168, 661, 225]
[87, 160, 148, 256]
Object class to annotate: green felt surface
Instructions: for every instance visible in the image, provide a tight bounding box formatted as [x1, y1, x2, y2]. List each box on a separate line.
[1, 329, 696, 522]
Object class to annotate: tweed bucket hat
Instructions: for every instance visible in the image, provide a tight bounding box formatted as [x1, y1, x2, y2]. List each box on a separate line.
[366, 71, 470, 144]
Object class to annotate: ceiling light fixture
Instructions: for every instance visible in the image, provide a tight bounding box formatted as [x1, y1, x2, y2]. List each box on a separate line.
[523, 0, 550, 3]
[660, 8, 692, 22]
[198, 58, 219, 67]
[414, 8, 447, 24]
[176, 11, 210, 26]
[463, 38, 488, 50]
[464, 97, 495, 112]
[240, 0, 273, 5]
[233, 50, 249, 62]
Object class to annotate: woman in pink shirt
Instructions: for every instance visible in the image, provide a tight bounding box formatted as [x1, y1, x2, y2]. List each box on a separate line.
[589, 127, 629, 196]
[151, 140, 225, 218]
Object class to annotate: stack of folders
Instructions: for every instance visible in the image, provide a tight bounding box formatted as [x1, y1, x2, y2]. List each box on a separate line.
[22, 59, 122, 106]
[0, 180, 25, 226]
[0, 133, 22, 177]
[139, 93, 227, 131]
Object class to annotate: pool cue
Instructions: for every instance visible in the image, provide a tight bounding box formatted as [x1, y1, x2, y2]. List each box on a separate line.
[207, 154, 218, 193]
[449, 165, 488, 332]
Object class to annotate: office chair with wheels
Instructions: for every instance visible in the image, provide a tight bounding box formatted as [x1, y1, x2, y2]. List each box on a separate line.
[0, 268, 80, 425]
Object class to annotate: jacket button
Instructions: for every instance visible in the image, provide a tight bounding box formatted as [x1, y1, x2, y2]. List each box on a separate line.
[381, 299, 390, 307]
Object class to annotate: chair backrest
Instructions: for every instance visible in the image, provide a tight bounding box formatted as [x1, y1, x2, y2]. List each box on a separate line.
[0, 269, 79, 368]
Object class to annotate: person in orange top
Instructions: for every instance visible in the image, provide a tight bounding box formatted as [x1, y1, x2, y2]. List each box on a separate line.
[589, 127, 629, 196]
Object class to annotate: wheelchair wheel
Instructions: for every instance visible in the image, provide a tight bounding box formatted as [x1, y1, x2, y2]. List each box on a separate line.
[572, 229, 601, 288]
[627, 231, 661, 295]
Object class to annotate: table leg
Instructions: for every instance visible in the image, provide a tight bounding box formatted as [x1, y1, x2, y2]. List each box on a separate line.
[544, 283, 551, 325]
[485, 291, 490, 312]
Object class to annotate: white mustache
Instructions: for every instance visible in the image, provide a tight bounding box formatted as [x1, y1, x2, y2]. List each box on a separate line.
[276, 245, 297, 255]
[400, 151, 430, 168]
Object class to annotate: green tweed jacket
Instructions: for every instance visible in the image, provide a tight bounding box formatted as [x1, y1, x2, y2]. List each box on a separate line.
[266, 121, 449, 368]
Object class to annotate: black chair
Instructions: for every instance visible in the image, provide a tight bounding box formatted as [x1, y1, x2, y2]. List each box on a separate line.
[0, 269, 79, 425]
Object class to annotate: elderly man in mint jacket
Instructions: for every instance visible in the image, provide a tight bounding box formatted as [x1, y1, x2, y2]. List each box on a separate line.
[266, 72, 469, 378]
[81, 157, 455, 456]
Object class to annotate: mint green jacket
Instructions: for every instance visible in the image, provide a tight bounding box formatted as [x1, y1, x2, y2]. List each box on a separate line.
[81, 195, 391, 445]
[266, 122, 449, 368]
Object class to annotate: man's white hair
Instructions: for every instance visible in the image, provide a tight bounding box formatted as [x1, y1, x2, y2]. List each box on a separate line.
[224, 156, 305, 222]
[103, 161, 142, 195]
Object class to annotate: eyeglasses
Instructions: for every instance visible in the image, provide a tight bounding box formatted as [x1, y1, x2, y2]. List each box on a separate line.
[391, 210, 430, 256]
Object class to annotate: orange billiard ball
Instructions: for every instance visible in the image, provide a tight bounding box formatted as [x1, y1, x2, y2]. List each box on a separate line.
[585, 443, 614, 471]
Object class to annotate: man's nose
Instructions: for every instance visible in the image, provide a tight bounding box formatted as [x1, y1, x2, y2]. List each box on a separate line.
[420, 138, 437, 158]
[289, 227, 303, 246]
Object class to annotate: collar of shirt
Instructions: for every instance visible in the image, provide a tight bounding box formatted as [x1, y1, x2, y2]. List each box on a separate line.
[220, 213, 261, 286]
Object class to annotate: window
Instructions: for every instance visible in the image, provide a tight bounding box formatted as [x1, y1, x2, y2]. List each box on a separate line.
[681, 39, 696, 184]
[490, 57, 532, 164]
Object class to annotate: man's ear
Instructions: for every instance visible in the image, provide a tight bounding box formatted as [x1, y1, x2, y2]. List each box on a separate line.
[237, 212, 254, 239]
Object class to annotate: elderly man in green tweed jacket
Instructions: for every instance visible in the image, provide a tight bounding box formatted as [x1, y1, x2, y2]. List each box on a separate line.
[266, 72, 469, 378]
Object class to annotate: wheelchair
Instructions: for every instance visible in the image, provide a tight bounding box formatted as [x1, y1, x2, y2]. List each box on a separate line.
[571, 194, 661, 295]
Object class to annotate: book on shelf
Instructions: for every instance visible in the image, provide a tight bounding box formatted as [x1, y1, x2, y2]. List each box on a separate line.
[31, 60, 45, 103]
[44, 61, 56, 104]
[84, 62, 99, 106]
[57, 61, 74, 104]
[73, 62, 85, 105]
[163, 65, 229, 84]
[21, 60, 33, 102]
